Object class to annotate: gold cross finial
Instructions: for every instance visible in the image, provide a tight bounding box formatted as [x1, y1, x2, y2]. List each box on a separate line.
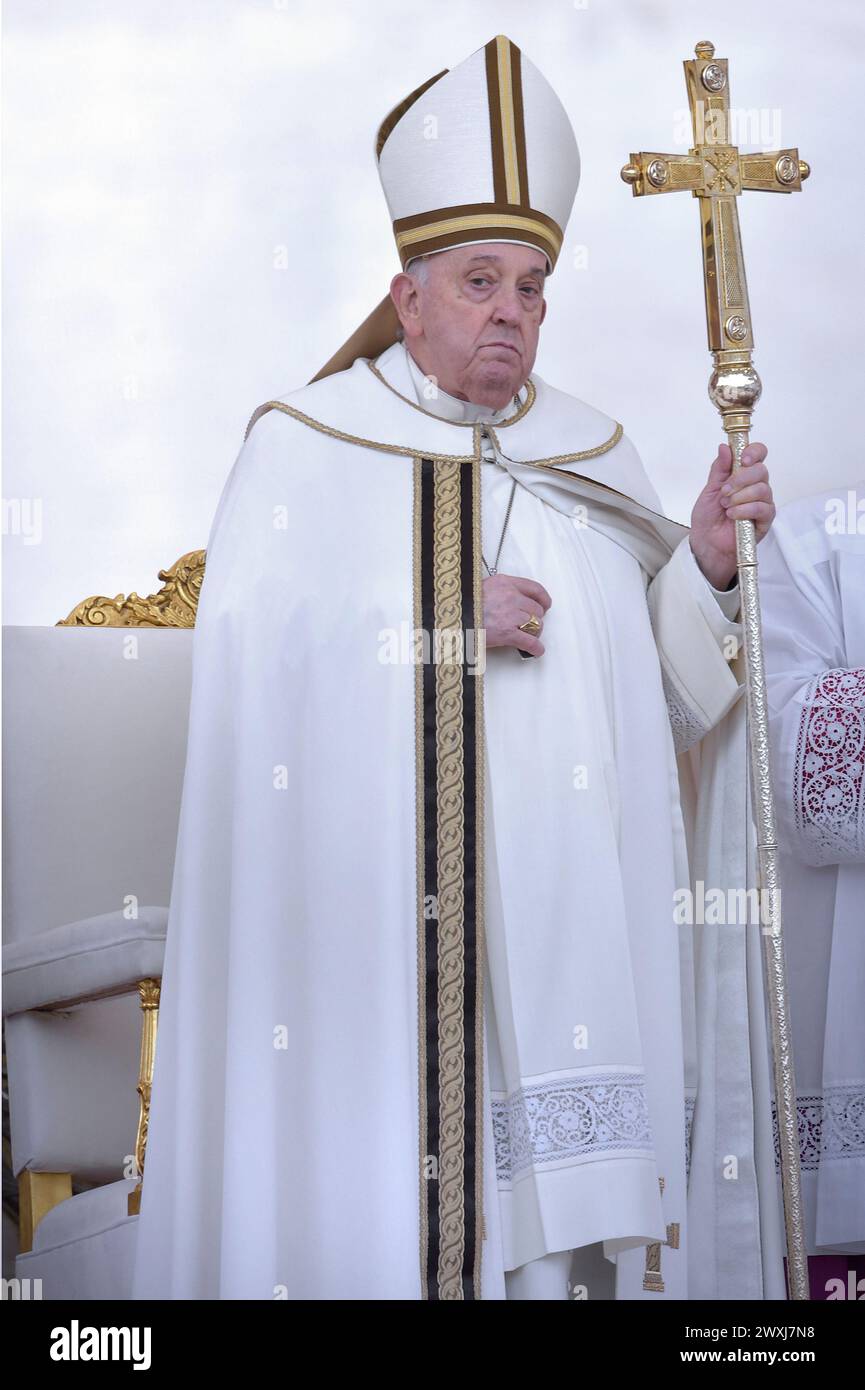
[619, 41, 809, 363]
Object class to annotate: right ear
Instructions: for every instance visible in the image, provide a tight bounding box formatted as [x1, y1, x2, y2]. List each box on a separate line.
[390, 272, 424, 342]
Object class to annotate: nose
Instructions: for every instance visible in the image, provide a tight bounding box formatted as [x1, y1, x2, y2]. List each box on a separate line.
[490, 285, 522, 326]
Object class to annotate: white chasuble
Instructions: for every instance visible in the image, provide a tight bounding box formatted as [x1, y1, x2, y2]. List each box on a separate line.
[131, 342, 785, 1302]
[758, 489, 865, 1256]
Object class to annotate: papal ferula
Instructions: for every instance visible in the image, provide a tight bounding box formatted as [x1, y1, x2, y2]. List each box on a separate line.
[132, 34, 784, 1303]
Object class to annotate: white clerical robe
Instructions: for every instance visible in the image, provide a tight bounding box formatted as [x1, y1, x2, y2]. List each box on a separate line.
[758, 487, 865, 1257]
[131, 342, 785, 1301]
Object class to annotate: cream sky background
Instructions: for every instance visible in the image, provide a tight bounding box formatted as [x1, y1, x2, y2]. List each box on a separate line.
[3, 0, 863, 623]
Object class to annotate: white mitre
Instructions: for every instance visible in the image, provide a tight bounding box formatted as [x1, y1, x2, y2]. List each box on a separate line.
[312, 34, 580, 381]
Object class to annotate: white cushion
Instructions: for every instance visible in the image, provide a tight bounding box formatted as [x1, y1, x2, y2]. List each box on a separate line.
[16, 1180, 139, 1300]
[3, 907, 167, 1015]
[33, 1178, 139, 1252]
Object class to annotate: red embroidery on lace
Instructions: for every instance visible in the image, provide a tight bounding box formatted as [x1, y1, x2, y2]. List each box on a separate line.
[794, 668, 865, 862]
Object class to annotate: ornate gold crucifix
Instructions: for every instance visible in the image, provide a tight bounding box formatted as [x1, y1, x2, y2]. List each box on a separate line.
[621, 42, 811, 1301]
[621, 41, 809, 361]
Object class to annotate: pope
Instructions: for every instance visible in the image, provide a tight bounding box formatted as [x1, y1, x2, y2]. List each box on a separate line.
[132, 34, 787, 1303]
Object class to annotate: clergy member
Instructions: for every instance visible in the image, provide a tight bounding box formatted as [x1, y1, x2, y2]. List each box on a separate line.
[132, 35, 784, 1302]
[758, 486, 865, 1263]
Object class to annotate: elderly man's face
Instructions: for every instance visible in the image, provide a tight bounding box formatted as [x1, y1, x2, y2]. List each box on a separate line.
[390, 243, 548, 409]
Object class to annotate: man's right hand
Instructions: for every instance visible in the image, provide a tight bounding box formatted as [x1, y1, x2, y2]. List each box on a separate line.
[482, 574, 551, 657]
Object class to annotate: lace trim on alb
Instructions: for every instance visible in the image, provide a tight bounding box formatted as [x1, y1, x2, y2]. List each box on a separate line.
[793, 667, 865, 864]
[770, 1086, 865, 1173]
[662, 670, 713, 755]
[494, 1080, 865, 1187]
[492, 1072, 654, 1186]
[645, 593, 713, 754]
[493, 1073, 865, 1188]
[683, 1086, 865, 1181]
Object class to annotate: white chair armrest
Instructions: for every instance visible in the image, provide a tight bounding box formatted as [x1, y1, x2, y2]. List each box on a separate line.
[3, 907, 167, 1015]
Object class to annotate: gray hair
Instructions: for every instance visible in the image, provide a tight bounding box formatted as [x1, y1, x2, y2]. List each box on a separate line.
[405, 254, 432, 286]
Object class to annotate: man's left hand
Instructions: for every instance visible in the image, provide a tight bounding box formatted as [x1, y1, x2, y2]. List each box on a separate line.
[689, 441, 776, 590]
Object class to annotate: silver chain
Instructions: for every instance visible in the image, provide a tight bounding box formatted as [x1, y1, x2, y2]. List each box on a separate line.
[480, 420, 518, 578]
[482, 477, 518, 577]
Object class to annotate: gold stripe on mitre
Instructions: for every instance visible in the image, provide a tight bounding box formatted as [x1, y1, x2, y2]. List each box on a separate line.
[486, 34, 526, 207]
[497, 39, 521, 203]
[394, 209, 561, 269]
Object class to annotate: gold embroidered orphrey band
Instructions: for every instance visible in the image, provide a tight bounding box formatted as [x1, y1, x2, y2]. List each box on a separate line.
[413, 452, 486, 1299]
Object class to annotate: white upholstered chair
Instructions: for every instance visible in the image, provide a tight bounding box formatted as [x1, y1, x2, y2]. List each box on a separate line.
[2, 556, 201, 1299]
